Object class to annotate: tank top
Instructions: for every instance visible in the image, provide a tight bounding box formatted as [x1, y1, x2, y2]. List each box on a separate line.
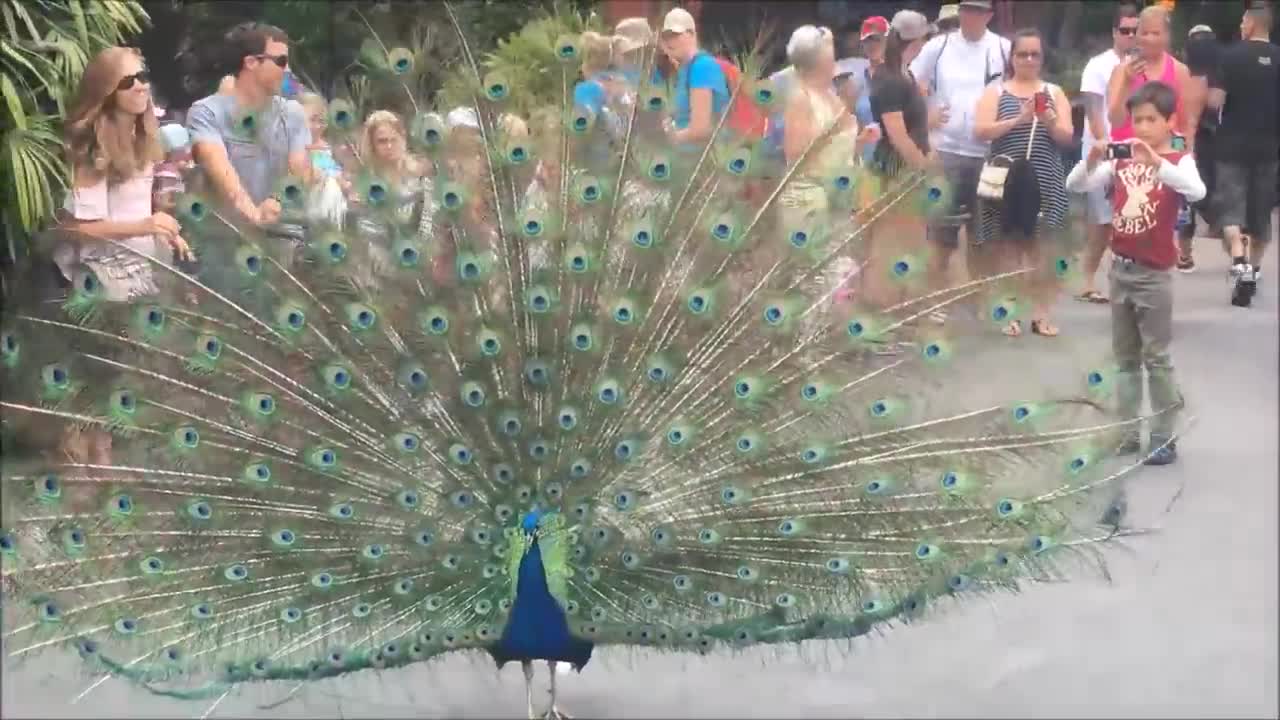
[791, 86, 856, 184]
[1111, 53, 1182, 141]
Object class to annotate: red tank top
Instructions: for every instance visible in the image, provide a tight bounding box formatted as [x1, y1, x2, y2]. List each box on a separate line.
[1109, 150, 1186, 270]
[1111, 53, 1183, 141]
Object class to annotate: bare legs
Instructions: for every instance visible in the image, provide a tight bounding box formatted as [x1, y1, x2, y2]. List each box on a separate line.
[522, 660, 572, 720]
[1082, 222, 1110, 298]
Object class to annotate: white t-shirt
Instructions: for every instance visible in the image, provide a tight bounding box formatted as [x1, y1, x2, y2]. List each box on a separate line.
[909, 30, 1012, 158]
[1079, 48, 1123, 158]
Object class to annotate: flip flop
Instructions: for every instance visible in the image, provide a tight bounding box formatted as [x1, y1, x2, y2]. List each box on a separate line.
[1031, 319, 1059, 337]
[1075, 290, 1109, 304]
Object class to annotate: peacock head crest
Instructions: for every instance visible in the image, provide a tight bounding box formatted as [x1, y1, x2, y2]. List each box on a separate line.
[520, 507, 544, 535]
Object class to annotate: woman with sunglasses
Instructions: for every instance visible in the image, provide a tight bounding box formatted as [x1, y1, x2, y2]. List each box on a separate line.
[973, 28, 1074, 339]
[44, 46, 193, 469]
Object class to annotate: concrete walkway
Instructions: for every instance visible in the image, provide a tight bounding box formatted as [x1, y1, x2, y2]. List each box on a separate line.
[3, 237, 1276, 719]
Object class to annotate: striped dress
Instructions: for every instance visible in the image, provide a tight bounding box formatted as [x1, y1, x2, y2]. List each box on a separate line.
[978, 83, 1069, 243]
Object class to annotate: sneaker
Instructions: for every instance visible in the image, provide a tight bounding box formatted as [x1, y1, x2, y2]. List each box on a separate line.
[1144, 437, 1178, 466]
[1230, 261, 1252, 281]
[1176, 255, 1195, 273]
[1232, 270, 1257, 308]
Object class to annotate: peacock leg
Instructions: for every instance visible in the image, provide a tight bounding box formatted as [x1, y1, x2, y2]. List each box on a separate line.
[543, 661, 572, 719]
[523, 660, 537, 720]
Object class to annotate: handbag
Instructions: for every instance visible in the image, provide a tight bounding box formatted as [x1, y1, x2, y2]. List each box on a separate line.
[976, 88, 1042, 202]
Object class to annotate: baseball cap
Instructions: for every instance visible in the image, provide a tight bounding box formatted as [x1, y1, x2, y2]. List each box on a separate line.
[891, 10, 931, 42]
[1187, 24, 1214, 37]
[662, 8, 696, 35]
[614, 17, 653, 53]
[860, 16, 889, 40]
[959, 0, 993, 10]
[937, 4, 960, 22]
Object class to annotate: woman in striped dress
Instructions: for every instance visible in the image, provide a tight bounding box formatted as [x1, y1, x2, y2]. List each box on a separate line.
[974, 29, 1074, 337]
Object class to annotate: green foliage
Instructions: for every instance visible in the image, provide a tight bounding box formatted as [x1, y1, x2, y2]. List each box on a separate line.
[436, 4, 602, 119]
[1, 0, 149, 261]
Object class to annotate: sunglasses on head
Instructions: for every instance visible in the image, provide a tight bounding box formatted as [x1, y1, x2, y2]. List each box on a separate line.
[1116, 26, 1138, 35]
[255, 53, 289, 68]
[117, 70, 150, 91]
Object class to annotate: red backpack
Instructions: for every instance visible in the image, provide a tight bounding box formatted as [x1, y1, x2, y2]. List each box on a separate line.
[691, 53, 767, 141]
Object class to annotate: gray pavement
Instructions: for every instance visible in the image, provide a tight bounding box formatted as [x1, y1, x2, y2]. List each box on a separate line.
[3, 234, 1277, 718]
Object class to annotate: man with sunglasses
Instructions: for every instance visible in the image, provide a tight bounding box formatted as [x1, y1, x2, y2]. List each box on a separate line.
[187, 22, 311, 227]
[1075, 3, 1140, 303]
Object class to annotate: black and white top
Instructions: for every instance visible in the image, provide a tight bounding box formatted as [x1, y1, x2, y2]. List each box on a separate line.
[979, 82, 1069, 242]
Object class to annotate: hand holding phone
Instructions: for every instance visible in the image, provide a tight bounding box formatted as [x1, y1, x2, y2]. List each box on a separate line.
[1106, 142, 1133, 161]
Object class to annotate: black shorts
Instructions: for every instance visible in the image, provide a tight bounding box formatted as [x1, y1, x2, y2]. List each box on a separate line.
[1216, 159, 1278, 243]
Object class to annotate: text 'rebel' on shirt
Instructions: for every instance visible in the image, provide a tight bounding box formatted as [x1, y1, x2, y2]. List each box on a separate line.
[909, 29, 1011, 158]
[187, 94, 311, 205]
[1065, 151, 1207, 271]
[1211, 39, 1280, 163]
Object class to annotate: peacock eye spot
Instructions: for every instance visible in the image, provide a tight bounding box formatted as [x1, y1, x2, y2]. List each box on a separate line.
[205, 339, 220, 355]
[993, 305, 1009, 321]
[735, 381, 751, 397]
[147, 309, 163, 325]
[791, 230, 808, 246]
[764, 306, 784, 324]
[82, 273, 98, 292]
[1087, 371, 1104, 385]
[834, 175, 851, 190]
[729, 158, 746, 172]
[927, 186, 942, 201]
[425, 128, 440, 143]
[998, 500, 1015, 514]
[328, 242, 345, 259]
[893, 260, 910, 275]
[287, 311, 304, 328]
[574, 117, 588, 130]
[634, 230, 652, 246]
[444, 191, 460, 207]
[429, 317, 447, 333]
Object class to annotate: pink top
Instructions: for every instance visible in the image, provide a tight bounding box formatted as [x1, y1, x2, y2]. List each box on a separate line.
[1111, 53, 1182, 141]
[56, 170, 161, 300]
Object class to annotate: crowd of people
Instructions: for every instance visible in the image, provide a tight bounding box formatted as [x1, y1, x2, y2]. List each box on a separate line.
[38, 1, 1280, 468]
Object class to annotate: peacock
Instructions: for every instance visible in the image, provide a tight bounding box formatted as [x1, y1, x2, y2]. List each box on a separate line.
[2, 8, 1162, 718]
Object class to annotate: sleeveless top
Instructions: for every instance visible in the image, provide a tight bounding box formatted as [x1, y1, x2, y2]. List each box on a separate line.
[978, 82, 1069, 240]
[56, 170, 162, 301]
[1111, 53, 1182, 141]
[789, 85, 856, 187]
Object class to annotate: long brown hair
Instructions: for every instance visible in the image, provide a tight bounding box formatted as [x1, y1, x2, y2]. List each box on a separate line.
[64, 47, 163, 184]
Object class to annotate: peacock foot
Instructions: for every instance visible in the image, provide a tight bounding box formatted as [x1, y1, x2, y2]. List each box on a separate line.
[543, 706, 572, 720]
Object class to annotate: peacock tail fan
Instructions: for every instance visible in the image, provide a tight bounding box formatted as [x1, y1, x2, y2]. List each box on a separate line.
[1, 3, 1155, 706]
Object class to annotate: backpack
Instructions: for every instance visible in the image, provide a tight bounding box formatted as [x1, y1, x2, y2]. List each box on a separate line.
[687, 52, 767, 141]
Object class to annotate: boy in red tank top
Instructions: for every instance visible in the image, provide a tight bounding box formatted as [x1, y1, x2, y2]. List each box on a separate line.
[1066, 82, 1205, 466]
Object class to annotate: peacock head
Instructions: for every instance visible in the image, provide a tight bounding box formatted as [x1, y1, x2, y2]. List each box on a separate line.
[520, 507, 544, 536]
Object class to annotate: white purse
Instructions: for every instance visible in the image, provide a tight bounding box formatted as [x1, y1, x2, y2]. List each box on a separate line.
[976, 94, 1041, 202]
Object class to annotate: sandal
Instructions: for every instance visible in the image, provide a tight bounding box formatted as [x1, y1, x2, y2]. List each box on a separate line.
[1031, 319, 1059, 337]
[1003, 320, 1023, 337]
[1075, 290, 1109, 304]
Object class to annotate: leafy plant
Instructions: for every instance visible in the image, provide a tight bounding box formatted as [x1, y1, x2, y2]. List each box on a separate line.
[2, 0, 149, 261]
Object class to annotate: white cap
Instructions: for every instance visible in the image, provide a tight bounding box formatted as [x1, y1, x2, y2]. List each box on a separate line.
[614, 17, 653, 53]
[446, 107, 480, 130]
[1187, 24, 1214, 37]
[891, 10, 931, 42]
[662, 8, 696, 34]
[937, 4, 960, 22]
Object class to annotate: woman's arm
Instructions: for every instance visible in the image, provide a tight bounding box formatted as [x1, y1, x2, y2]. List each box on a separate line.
[972, 85, 1028, 142]
[880, 111, 929, 170]
[1048, 86, 1075, 146]
[58, 168, 162, 239]
[782, 94, 815, 165]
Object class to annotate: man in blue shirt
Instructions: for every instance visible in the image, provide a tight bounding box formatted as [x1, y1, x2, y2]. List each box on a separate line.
[659, 8, 729, 145]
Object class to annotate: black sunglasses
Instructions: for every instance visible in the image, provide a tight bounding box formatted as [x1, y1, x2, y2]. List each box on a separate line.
[255, 53, 289, 68]
[117, 70, 150, 91]
[1116, 26, 1138, 36]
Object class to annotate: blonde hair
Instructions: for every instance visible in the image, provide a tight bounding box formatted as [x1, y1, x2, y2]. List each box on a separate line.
[581, 31, 615, 74]
[1139, 5, 1171, 30]
[64, 46, 163, 184]
[298, 92, 327, 117]
[359, 110, 411, 175]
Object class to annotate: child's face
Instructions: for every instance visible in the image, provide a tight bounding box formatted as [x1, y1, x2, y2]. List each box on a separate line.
[1130, 101, 1172, 147]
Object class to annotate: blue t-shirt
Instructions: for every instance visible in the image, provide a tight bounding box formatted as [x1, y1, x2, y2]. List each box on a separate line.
[573, 76, 608, 114]
[187, 94, 310, 204]
[673, 53, 729, 130]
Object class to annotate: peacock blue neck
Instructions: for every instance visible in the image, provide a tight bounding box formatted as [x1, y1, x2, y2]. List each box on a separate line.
[490, 517, 594, 670]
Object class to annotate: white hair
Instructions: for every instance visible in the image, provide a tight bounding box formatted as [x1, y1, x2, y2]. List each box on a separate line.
[786, 25, 834, 70]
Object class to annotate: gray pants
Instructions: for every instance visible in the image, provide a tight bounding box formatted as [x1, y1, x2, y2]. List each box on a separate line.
[929, 151, 985, 250]
[1109, 258, 1184, 439]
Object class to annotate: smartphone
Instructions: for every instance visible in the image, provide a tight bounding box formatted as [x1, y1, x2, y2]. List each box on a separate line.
[1034, 91, 1049, 114]
[1107, 142, 1133, 160]
[1171, 135, 1186, 151]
